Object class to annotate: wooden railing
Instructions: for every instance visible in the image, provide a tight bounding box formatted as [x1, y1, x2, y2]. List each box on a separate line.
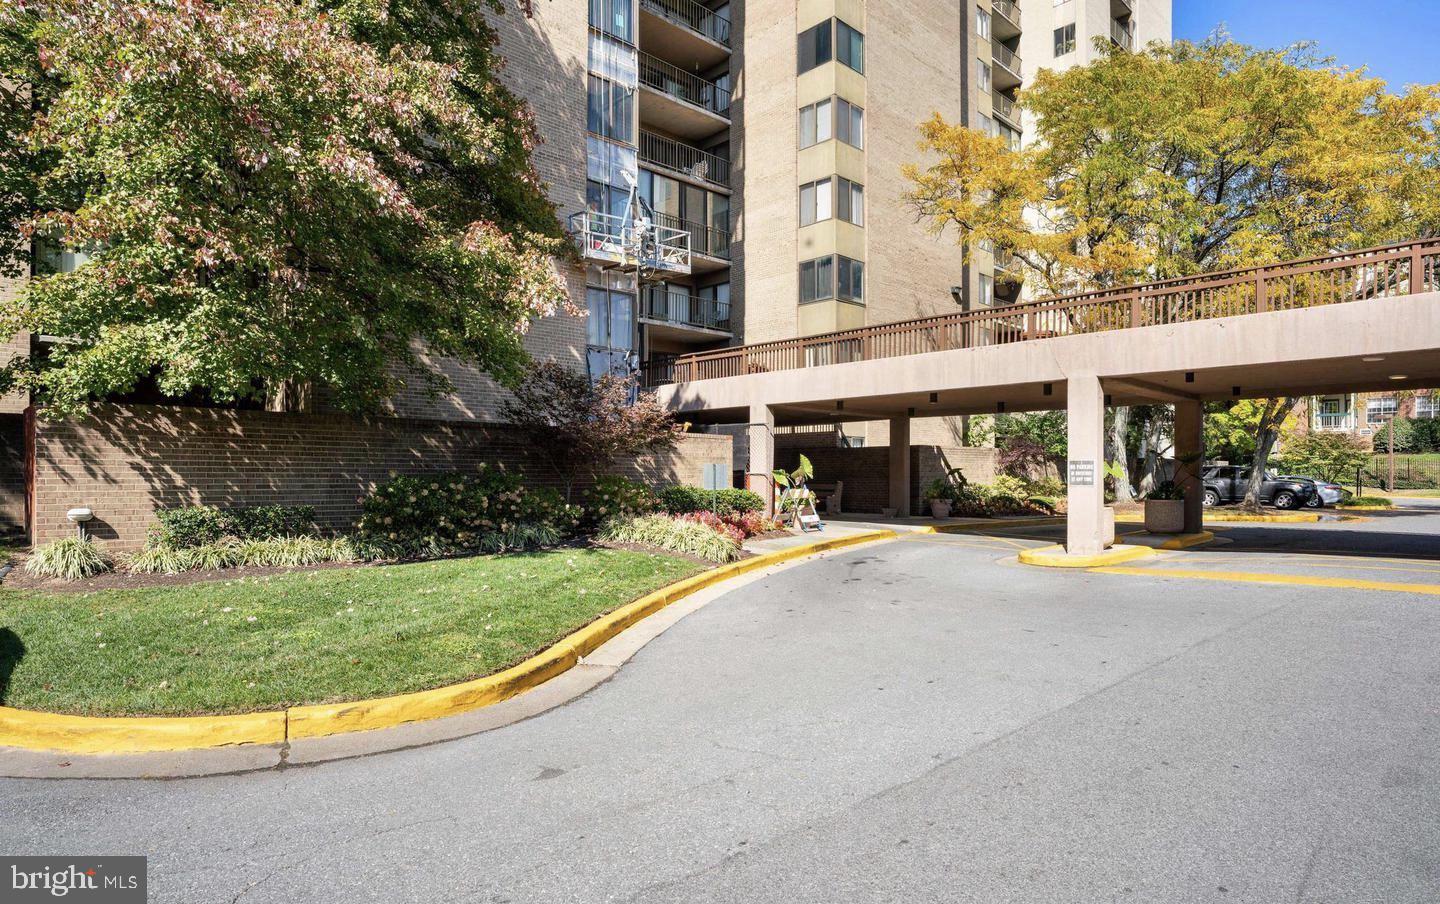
[647, 239, 1440, 386]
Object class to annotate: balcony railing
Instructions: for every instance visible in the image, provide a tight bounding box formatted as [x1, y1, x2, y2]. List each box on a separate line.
[993, 44, 1023, 80]
[992, 0, 1020, 28]
[646, 238, 1440, 385]
[1315, 413, 1358, 431]
[992, 91, 1019, 126]
[641, 286, 732, 332]
[1110, 19, 1134, 50]
[653, 210, 731, 260]
[640, 130, 731, 189]
[640, 0, 732, 48]
[639, 52, 731, 118]
[568, 210, 691, 274]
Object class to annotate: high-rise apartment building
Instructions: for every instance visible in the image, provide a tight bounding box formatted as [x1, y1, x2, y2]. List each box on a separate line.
[484, 0, 1169, 447]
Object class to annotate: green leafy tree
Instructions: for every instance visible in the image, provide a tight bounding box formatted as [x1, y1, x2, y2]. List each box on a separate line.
[905, 36, 1440, 510]
[0, 0, 571, 416]
[1277, 432, 1371, 483]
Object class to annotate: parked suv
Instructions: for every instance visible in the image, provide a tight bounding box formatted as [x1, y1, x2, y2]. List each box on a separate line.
[1201, 466, 1317, 510]
[1275, 475, 1345, 508]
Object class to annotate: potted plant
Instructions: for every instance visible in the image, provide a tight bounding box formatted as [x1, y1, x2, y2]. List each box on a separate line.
[923, 477, 953, 518]
[1143, 480, 1187, 534]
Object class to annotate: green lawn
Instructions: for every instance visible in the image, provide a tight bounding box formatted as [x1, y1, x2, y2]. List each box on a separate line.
[0, 547, 701, 717]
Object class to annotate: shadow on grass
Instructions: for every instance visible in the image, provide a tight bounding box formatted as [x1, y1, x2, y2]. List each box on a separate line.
[0, 627, 23, 705]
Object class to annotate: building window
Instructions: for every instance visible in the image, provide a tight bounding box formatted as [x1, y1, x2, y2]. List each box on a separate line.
[1054, 23, 1077, 56]
[587, 75, 634, 143]
[799, 98, 833, 148]
[1417, 394, 1440, 419]
[836, 20, 865, 74]
[977, 60, 992, 94]
[976, 8, 991, 39]
[800, 255, 864, 304]
[1367, 396, 1399, 424]
[588, 0, 634, 44]
[801, 97, 862, 149]
[979, 273, 994, 307]
[836, 177, 864, 226]
[837, 97, 864, 148]
[1314, 395, 1352, 430]
[978, 113, 997, 138]
[797, 20, 832, 74]
[836, 256, 864, 301]
[799, 178, 834, 226]
[1000, 123, 1022, 151]
[586, 285, 636, 378]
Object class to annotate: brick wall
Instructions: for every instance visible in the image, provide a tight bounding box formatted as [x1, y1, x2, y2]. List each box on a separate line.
[31, 404, 732, 549]
[778, 444, 998, 513]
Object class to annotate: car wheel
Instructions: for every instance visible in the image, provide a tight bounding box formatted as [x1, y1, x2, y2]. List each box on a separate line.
[1203, 489, 1220, 508]
[1305, 493, 1323, 509]
[1273, 490, 1298, 510]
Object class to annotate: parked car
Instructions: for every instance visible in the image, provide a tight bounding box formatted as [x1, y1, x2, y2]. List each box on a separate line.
[1275, 475, 1345, 508]
[1201, 466, 1318, 510]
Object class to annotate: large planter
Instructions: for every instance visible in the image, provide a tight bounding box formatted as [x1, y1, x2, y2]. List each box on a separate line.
[1143, 499, 1186, 534]
[929, 500, 952, 519]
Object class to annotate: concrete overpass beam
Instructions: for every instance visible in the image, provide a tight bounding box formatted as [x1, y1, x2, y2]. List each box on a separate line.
[748, 404, 776, 518]
[1175, 400, 1205, 534]
[1066, 373, 1108, 556]
[888, 416, 911, 517]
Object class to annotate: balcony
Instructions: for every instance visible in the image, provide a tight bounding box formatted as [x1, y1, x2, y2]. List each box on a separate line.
[568, 210, 691, 275]
[1314, 411, 1358, 431]
[1110, 18, 1134, 50]
[640, 285, 732, 335]
[991, 0, 1021, 41]
[1111, 0, 1133, 17]
[992, 44, 1022, 91]
[640, 130, 731, 190]
[639, 0, 731, 70]
[652, 210, 730, 272]
[992, 91, 1021, 129]
[638, 52, 731, 141]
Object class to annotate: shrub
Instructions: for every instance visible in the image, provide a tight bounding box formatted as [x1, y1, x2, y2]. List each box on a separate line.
[659, 485, 764, 516]
[150, 504, 317, 549]
[583, 476, 659, 525]
[1341, 495, 1393, 508]
[1024, 477, 1065, 497]
[599, 514, 742, 563]
[128, 537, 356, 573]
[25, 537, 113, 580]
[678, 511, 746, 544]
[126, 544, 194, 575]
[355, 468, 582, 555]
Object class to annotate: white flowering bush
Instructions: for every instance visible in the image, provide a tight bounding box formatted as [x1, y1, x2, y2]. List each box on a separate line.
[354, 468, 581, 559]
[583, 476, 659, 527]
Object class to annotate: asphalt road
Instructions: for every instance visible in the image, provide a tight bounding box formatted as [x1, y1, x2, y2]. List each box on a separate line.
[4, 518, 1440, 903]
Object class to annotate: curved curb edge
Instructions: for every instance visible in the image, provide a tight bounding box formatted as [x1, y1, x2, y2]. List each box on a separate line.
[0, 530, 898, 755]
[1017, 544, 1157, 568]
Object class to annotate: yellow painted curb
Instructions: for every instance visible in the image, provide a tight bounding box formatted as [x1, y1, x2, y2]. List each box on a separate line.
[0, 708, 286, 756]
[1117, 511, 1329, 524]
[1155, 531, 1216, 551]
[1091, 566, 1440, 597]
[1336, 505, 1394, 511]
[1017, 544, 1157, 568]
[0, 529, 899, 753]
[913, 516, 1067, 535]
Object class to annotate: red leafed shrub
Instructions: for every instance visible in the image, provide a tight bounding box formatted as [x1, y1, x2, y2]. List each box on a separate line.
[678, 512, 745, 544]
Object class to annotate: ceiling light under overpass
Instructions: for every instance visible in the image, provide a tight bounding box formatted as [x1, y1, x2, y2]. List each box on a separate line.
[1390, 374, 1409, 380]
[1363, 356, 1386, 362]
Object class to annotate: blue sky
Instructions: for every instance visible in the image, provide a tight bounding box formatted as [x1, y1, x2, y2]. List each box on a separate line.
[1174, 0, 1436, 90]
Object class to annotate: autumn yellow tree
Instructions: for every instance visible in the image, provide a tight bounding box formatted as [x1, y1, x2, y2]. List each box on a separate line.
[904, 36, 1440, 508]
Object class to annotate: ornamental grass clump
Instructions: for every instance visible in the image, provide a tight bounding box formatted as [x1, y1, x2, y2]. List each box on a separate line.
[599, 515, 742, 563]
[25, 537, 113, 580]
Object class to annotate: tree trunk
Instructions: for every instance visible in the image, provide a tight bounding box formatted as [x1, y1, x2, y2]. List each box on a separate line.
[1108, 406, 1135, 503]
[1242, 397, 1298, 512]
[267, 379, 313, 413]
[1136, 410, 1167, 496]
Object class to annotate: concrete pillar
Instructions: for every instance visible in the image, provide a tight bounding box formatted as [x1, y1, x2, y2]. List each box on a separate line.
[1065, 373, 1108, 556]
[888, 416, 911, 517]
[748, 403, 776, 517]
[1175, 400, 1205, 534]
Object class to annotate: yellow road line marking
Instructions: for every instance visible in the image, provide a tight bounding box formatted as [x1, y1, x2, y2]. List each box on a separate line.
[897, 535, 1036, 550]
[1091, 566, 1440, 596]
[1190, 555, 1440, 571]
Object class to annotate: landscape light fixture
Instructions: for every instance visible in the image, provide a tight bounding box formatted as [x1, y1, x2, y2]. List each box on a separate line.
[66, 507, 94, 540]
